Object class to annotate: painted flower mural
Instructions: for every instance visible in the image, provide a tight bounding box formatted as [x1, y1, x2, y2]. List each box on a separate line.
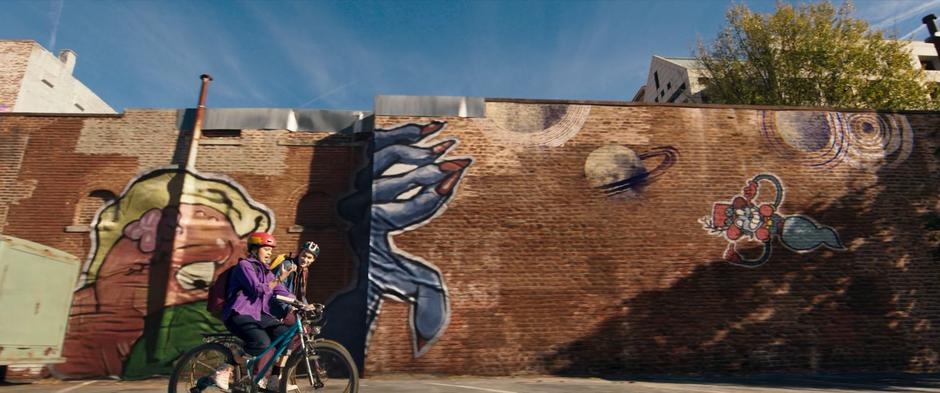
[700, 174, 846, 268]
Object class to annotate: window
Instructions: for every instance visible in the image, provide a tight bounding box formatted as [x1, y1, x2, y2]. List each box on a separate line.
[654, 71, 660, 89]
[41, 79, 54, 88]
[202, 129, 241, 138]
[667, 83, 687, 103]
[919, 56, 939, 71]
[667, 81, 672, 90]
[74, 103, 85, 112]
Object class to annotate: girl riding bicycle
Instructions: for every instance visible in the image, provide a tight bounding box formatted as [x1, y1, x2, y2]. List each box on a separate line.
[213, 232, 297, 391]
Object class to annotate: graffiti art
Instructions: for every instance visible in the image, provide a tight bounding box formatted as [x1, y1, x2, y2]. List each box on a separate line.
[327, 121, 472, 367]
[486, 104, 591, 147]
[760, 111, 914, 170]
[583, 145, 679, 197]
[700, 174, 845, 268]
[54, 167, 273, 379]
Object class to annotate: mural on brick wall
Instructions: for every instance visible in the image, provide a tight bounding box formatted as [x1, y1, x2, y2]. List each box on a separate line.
[700, 173, 846, 268]
[584, 145, 679, 197]
[327, 121, 472, 365]
[53, 167, 273, 379]
[761, 111, 914, 170]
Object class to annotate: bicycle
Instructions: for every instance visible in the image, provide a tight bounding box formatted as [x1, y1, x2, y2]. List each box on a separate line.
[168, 295, 359, 393]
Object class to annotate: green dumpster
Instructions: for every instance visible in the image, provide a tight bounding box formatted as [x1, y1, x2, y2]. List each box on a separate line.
[0, 235, 80, 368]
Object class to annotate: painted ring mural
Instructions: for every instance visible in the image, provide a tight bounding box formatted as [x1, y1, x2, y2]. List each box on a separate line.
[760, 111, 913, 170]
[584, 145, 679, 198]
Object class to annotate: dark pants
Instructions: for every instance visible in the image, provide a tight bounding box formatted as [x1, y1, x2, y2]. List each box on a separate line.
[225, 313, 291, 356]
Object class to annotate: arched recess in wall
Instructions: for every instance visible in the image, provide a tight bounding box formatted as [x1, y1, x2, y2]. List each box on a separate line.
[292, 190, 336, 231]
[288, 188, 351, 304]
[68, 189, 117, 232]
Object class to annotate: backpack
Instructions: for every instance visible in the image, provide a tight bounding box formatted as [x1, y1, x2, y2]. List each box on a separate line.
[206, 266, 236, 320]
[206, 260, 262, 320]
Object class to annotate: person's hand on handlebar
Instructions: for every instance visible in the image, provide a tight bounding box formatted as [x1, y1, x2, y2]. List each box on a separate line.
[275, 294, 303, 307]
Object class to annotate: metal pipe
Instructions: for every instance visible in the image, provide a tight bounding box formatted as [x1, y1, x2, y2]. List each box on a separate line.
[186, 74, 213, 171]
[923, 14, 940, 58]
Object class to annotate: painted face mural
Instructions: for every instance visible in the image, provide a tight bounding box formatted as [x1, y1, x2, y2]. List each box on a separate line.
[700, 174, 846, 268]
[327, 121, 472, 368]
[54, 168, 272, 379]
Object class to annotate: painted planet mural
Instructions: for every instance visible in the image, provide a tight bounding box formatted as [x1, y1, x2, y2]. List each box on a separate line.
[759, 111, 913, 170]
[584, 145, 678, 197]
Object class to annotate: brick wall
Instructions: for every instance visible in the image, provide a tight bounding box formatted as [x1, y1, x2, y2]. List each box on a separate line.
[2, 101, 940, 377]
[0, 41, 33, 111]
[0, 111, 366, 378]
[366, 103, 940, 375]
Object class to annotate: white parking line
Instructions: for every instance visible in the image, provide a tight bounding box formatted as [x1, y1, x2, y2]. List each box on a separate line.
[425, 382, 519, 393]
[631, 381, 869, 393]
[55, 380, 97, 393]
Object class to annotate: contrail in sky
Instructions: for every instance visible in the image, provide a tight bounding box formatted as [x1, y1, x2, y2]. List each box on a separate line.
[901, 25, 925, 40]
[298, 80, 358, 107]
[869, 0, 940, 33]
[48, 0, 64, 51]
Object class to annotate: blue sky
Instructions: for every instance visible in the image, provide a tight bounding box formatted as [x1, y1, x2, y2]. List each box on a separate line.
[2, 0, 939, 111]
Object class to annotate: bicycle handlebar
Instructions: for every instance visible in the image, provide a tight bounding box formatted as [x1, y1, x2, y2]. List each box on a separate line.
[275, 295, 325, 315]
[275, 294, 305, 308]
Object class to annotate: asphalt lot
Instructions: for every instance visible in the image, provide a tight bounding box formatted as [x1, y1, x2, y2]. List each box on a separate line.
[3, 374, 940, 392]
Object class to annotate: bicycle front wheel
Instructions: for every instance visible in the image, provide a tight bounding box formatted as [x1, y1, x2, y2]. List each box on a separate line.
[281, 339, 358, 393]
[168, 342, 240, 393]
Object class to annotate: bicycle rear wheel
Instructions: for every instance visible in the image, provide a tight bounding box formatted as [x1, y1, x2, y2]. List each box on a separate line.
[169, 342, 240, 393]
[281, 339, 358, 393]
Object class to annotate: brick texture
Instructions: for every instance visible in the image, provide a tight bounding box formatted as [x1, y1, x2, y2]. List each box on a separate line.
[2, 102, 940, 377]
[367, 104, 940, 375]
[0, 41, 33, 111]
[0, 111, 365, 313]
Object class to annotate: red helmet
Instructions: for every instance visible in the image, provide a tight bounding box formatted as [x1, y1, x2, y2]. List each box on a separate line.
[247, 232, 277, 248]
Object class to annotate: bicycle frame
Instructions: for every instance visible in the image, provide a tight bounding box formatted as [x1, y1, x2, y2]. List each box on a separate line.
[244, 310, 313, 387]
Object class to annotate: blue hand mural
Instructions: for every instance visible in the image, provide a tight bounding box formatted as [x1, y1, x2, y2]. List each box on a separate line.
[700, 174, 845, 268]
[325, 121, 471, 368]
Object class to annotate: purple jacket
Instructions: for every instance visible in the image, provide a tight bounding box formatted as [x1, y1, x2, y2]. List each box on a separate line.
[222, 256, 294, 321]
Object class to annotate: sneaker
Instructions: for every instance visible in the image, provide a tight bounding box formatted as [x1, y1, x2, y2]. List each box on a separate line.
[213, 365, 233, 390]
[257, 375, 279, 392]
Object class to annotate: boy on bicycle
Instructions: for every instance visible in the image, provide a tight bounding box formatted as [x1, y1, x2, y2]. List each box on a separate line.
[270, 241, 320, 302]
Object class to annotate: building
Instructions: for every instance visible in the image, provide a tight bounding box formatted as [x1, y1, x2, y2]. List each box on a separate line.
[0, 40, 115, 114]
[633, 41, 940, 104]
[1, 38, 940, 380]
[631, 55, 707, 104]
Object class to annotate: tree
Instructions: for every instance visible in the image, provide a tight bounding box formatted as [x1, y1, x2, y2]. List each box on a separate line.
[696, 1, 940, 110]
